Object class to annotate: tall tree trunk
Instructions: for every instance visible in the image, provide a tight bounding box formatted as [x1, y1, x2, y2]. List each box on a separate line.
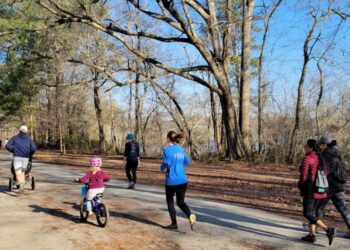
[287, 15, 323, 163]
[134, 38, 142, 140]
[128, 68, 133, 128]
[110, 93, 116, 143]
[239, 0, 256, 156]
[55, 72, 62, 146]
[93, 74, 105, 153]
[210, 89, 222, 156]
[220, 87, 245, 160]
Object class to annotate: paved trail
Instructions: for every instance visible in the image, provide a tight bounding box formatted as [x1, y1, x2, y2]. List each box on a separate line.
[0, 152, 348, 250]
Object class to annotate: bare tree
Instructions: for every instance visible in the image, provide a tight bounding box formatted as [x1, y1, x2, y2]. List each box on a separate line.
[35, 0, 252, 159]
[240, 0, 256, 156]
[288, 7, 331, 162]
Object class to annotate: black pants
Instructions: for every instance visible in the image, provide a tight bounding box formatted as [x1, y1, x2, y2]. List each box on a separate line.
[316, 191, 350, 229]
[166, 184, 191, 225]
[125, 161, 138, 183]
[303, 196, 322, 224]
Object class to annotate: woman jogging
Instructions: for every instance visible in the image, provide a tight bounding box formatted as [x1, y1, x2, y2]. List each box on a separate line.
[298, 139, 336, 245]
[160, 131, 196, 230]
[124, 133, 139, 189]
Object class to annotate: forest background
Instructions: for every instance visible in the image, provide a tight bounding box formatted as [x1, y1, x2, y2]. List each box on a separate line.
[1, 0, 350, 164]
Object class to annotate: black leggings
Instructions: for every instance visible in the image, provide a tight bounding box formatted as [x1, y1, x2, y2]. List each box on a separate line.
[125, 161, 138, 183]
[316, 191, 350, 229]
[166, 184, 191, 224]
[303, 196, 322, 224]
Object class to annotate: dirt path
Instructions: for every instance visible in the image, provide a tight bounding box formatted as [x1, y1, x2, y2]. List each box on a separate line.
[33, 150, 350, 231]
[1, 152, 349, 249]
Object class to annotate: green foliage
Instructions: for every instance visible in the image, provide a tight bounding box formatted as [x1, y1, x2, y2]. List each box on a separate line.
[0, 61, 39, 117]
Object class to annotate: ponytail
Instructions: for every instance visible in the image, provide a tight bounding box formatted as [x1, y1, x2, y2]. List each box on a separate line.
[167, 131, 186, 143]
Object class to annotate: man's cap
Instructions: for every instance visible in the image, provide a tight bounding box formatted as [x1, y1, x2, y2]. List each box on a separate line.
[20, 125, 28, 133]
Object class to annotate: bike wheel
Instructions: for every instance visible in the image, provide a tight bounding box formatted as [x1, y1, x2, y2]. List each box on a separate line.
[31, 176, 36, 190]
[80, 200, 88, 222]
[96, 203, 109, 227]
[8, 178, 13, 192]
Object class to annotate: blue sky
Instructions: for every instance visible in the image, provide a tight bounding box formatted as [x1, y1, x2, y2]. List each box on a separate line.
[107, 0, 350, 114]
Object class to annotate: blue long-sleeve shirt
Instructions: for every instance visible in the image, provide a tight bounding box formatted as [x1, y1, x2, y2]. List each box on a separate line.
[161, 144, 190, 186]
[6, 132, 36, 158]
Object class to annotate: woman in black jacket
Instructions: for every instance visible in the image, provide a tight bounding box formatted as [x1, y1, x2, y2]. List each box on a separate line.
[316, 135, 350, 238]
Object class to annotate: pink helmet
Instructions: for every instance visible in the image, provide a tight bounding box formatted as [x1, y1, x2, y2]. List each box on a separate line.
[90, 156, 102, 167]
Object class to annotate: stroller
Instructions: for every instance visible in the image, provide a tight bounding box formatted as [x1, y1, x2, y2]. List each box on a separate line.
[8, 160, 36, 192]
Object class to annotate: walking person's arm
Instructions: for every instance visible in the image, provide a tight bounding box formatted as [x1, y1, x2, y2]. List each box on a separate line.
[160, 150, 170, 173]
[5, 137, 14, 153]
[123, 143, 129, 163]
[30, 139, 37, 158]
[298, 157, 310, 194]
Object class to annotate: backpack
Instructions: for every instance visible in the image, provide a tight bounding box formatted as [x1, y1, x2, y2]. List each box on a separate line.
[333, 156, 348, 184]
[314, 156, 329, 194]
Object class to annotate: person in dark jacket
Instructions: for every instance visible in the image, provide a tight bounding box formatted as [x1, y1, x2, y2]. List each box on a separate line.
[316, 134, 350, 238]
[6, 125, 36, 193]
[298, 139, 336, 245]
[124, 133, 139, 189]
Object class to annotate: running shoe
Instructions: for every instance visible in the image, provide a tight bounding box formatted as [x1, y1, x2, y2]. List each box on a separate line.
[326, 227, 336, 246]
[189, 213, 196, 231]
[165, 224, 178, 230]
[88, 211, 94, 217]
[301, 234, 316, 243]
[127, 182, 133, 189]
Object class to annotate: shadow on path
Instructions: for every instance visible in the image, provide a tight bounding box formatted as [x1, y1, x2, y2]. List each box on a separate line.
[181, 206, 325, 247]
[63, 201, 80, 211]
[0, 184, 18, 197]
[109, 210, 164, 228]
[192, 206, 303, 232]
[28, 204, 98, 226]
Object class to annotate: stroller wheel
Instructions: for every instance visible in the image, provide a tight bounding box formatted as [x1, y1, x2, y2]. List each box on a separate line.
[8, 178, 13, 192]
[31, 176, 36, 190]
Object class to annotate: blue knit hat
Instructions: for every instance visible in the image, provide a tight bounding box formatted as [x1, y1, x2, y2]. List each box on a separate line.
[126, 133, 135, 140]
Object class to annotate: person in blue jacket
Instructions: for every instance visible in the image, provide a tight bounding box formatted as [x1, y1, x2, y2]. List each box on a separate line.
[160, 131, 196, 230]
[6, 125, 36, 193]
